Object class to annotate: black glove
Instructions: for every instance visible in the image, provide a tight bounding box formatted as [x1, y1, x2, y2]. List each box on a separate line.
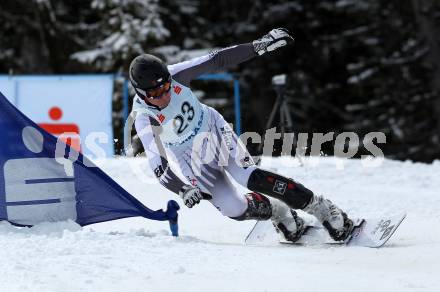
[179, 185, 203, 208]
[253, 28, 294, 56]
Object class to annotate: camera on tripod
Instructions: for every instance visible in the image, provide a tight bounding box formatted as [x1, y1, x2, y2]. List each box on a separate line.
[272, 74, 287, 95]
[272, 74, 287, 86]
[257, 73, 297, 164]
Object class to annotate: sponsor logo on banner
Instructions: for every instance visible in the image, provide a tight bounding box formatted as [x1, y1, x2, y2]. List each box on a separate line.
[0, 90, 178, 227]
[0, 75, 115, 157]
[39, 106, 81, 151]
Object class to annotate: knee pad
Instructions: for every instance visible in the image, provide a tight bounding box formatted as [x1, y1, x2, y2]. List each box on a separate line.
[247, 168, 313, 209]
[230, 192, 272, 221]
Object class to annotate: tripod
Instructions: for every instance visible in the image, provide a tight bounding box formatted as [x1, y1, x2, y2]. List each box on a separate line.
[256, 74, 302, 166]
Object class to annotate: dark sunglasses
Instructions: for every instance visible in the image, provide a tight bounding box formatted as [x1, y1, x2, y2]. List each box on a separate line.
[136, 77, 172, 100]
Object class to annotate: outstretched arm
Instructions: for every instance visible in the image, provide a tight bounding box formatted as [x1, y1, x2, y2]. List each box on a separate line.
[169, 28, 294, 87]
[169, 43, 256, 86]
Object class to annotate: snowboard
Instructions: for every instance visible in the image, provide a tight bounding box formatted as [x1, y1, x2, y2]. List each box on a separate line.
[245, 213, 406, 248]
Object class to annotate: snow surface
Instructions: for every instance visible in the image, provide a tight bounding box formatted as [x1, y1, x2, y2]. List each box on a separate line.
[0, 156, 439, 292]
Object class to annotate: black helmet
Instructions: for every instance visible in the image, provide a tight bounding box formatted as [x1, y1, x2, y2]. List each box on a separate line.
[129, 54, 171, 98]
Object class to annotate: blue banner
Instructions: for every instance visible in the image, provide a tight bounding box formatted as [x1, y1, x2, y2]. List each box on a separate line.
[0, 75, 116, 157]
[0, 91, 179, 228]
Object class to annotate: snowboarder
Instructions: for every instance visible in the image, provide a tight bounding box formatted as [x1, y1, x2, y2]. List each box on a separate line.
[129, 28, 353, 242]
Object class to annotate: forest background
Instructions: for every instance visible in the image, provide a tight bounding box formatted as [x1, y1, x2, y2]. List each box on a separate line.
[1, 0, 440, 162]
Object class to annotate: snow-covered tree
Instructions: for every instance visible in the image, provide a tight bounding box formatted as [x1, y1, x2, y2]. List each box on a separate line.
[71, 0, 169, 71]
[1, 0, 440, 161]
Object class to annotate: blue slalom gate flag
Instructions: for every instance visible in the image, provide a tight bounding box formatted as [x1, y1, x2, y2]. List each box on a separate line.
[0, 91, 179, 233]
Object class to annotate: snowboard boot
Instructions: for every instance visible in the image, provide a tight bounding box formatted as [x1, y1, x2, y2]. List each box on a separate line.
[303, 195, 354, 241]
[270, 199, 306, 242]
